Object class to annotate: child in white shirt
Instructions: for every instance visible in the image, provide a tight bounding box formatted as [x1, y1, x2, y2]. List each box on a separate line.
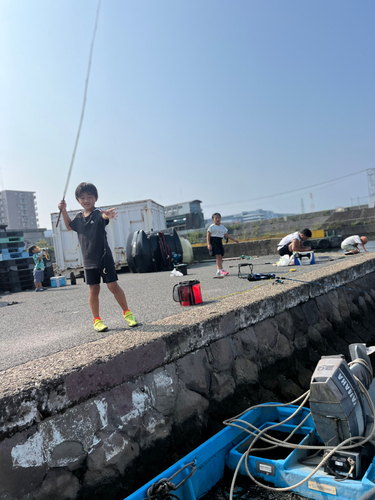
[207, 213, 239, 276]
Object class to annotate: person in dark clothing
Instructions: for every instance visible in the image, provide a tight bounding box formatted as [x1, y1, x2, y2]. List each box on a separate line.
[58, 182, 137, 332]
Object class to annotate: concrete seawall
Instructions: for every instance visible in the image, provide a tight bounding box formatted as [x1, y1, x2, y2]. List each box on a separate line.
[193, 239, 280, 260]
[2, 255, 375, 500]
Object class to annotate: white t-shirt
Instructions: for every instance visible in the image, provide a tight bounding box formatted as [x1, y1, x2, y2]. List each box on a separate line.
[277, 231, 301, 250]
[342, 235, 361, 247]
[207, 223, 228, 238]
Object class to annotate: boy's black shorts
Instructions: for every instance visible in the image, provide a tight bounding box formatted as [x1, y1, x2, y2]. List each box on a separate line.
[85, 260, 118, 285]
[210, 236, 224, 256]
[278, 244, 293, 257]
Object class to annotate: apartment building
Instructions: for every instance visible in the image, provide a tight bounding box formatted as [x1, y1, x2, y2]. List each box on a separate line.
[0, 190, 39, 229]
[164, 200, 205, 231]
[210, 209, 289, 225]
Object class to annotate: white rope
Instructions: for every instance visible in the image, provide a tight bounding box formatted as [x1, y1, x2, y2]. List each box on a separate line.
[57, 0, 102, 226]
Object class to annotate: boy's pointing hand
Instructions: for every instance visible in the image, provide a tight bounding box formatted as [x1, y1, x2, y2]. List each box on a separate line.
[101, 208, 118, 220]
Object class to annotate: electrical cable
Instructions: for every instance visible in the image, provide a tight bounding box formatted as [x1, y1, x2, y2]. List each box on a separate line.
[225, 363, 375, 498]
[204, 170, 368, 209]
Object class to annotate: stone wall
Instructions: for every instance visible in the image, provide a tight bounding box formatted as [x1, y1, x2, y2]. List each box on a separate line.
[336, 222, 375, 240]
[193, 239, 279, 260]
[2, 255, 375, 500]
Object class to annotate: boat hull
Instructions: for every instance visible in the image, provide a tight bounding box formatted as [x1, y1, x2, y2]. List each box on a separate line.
[125, 404, 375, 500]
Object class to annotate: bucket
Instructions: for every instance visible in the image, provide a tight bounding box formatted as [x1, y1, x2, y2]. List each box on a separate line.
[173, 280, 202, 306]
[174, 264, 187, 276]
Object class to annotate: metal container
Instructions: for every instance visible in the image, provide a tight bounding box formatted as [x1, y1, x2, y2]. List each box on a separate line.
[51, 199, 166, 275]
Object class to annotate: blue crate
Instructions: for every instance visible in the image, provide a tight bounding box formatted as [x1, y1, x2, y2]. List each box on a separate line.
[7, 258, 34, 271]
[0, 251, 30, 261]
[0, 247, 25, 255]
[0, 236, 24, 243]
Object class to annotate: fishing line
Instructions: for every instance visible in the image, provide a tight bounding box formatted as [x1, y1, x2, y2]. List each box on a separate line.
[56, 0, 102, 227]
[200, 269, 295, 301]
[276, 276, 370, 294]
[200, 278, 271, 301]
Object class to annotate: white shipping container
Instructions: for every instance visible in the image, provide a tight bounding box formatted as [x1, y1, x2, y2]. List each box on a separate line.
[51, 199, 166, 274]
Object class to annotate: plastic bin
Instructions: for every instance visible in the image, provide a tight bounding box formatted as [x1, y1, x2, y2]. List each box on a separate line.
[174, 264, 187, 275]
[293, 251, 315, 265]
[50, 277, 66, 288]
[0, 251, 30, 261]
[0, 236, 24, 244]
[0, 247, 25, 255]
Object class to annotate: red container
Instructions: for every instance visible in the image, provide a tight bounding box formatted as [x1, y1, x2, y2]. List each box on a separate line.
[191, 282, 202, 304]
[173, 280, 202, 306]
[180, 285, 191, 306]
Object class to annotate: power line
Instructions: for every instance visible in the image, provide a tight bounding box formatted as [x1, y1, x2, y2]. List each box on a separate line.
[204, 169, 368, 208]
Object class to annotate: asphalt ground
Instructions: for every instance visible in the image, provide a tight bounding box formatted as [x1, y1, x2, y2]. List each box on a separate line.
[0, 252, 361, 371]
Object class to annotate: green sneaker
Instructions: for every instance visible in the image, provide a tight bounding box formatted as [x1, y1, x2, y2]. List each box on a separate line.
[124, 310, 138, 327]
[94, 319, 108, 332]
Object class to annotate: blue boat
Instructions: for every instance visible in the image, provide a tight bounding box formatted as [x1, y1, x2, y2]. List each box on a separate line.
[125, 344, 375, 500]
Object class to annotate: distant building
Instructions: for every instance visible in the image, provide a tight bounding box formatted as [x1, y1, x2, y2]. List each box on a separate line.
[0, 190, 39, 230]
[242, 209, 285, 222]
[206, 209, 289, 226]
[44, 229, 54, 247]
[218, 213, 244, 225]
[22, 228, 48, 249]
[164, 200, 205, 231]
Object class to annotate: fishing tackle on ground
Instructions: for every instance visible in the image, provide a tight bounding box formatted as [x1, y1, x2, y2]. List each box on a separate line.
[235, 263, 275, 282]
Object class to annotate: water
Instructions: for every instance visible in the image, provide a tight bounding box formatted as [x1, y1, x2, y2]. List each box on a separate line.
[204, 469, 304, 500]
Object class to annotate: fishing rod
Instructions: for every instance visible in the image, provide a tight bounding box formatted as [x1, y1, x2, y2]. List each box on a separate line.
[274, 275, 369, 293]
[56, 0, 102, 227]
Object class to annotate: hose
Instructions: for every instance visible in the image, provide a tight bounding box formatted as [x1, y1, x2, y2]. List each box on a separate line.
[226, 375, 375, 499]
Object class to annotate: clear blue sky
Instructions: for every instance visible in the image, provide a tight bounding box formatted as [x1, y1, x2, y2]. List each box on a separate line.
[1, 0, 374, 229]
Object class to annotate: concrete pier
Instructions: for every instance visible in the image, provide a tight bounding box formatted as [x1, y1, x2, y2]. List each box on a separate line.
[1, 254, 375, 500]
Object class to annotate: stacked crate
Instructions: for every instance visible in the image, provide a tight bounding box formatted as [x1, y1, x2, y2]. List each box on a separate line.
[42, 260, 55, 287]
[0, 229, 34, 293]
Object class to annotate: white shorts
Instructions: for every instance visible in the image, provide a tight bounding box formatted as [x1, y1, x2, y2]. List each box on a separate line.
[341, 243, 357, 251]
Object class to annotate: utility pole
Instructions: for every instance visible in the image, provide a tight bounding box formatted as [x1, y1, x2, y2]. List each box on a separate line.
[367, 168, 375, 208]
[310, 193, 315, 212]
[301, 198, 305, 214]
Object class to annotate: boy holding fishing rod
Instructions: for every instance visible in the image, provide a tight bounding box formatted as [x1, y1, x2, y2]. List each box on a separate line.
[58, 182, 138, 332]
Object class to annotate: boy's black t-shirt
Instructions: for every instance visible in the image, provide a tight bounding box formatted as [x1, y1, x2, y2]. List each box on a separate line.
[70, 208, 113, 270]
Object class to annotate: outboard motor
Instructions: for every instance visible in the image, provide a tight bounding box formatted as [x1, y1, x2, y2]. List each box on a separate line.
[310, 343, 375, 478]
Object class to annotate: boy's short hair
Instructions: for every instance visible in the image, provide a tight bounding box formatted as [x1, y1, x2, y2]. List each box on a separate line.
[75, 182, 98, 200]
[212, 212, 221, 219]
[300, 228, 312, 238]
[28, 244, 37, 255]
